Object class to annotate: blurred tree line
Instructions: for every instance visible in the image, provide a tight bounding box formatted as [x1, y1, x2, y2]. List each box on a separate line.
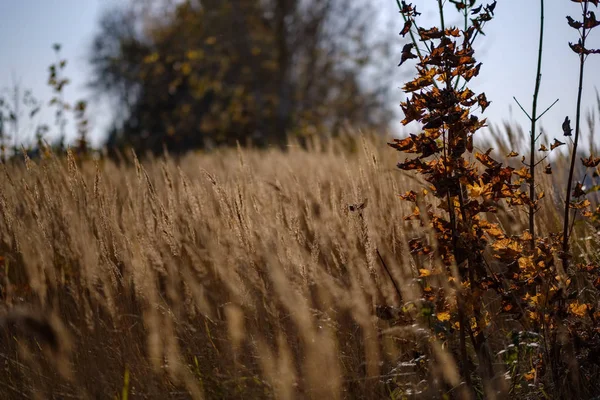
[90, 0, 398, 155]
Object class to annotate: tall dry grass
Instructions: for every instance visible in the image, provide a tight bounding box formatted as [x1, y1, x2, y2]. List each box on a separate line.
[0, 132, 597, 399]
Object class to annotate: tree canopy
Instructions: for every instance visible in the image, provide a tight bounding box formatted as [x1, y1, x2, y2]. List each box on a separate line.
[90, 0, 396, 155]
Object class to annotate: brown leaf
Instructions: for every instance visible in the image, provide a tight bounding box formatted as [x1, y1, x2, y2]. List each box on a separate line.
[581, 155, 600, 167]
[568, 302, 589, 317]
[562, 116, 573, 136]
[399, 190, 418, 202]
[397, 158, 429, 171]
[418, 27, 443, 40]
[445, 28, 461, 37]
[418, 268, 431, 277]
[475, 148, 500, 168]
[409, 239, 432, 255]
[449, 0, 467, 10]
[585, 11, 600, 29]
[569, 39, 600, 55]
[492, 238, 523, 259]
[400, 20, 412, 37]
[399, 1, 422, 15]
[567, 16, 583, 29]
[506, 151, 519, 157]
[571, 0, 599, 6]
[544, 165, 552, 174]
[484, 224, 505, 239]
[570, 41, 585, 54]
[467, 179, 493, 198]
[524, 369, 536, 382]
[405, 207, 421, 221]
[423, 116, 444, 130]
[389, 136, 418, 153]
[399, 43, 418, 66]
[436, 311, 451, 321]
[572, 182, 586, 198]
[477, 93, 491, 112]
[467, 134, 474, 153]
[399, 99, 424, 124]
[551, 138, 565, 150]
[403, 68, 437, 93]
[514, 166, 532, 181]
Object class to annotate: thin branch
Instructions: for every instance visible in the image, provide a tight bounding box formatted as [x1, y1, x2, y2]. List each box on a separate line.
[535, 131, 544, 142]
[533, 155, 549, 167]
[528, 0, 544, 249]
[535, 98, 559, 121]
[513, 97, 532, 121]
[563, 0, 589, 264]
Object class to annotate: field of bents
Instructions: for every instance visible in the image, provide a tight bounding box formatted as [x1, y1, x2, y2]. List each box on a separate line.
[2, 1, 600, 399]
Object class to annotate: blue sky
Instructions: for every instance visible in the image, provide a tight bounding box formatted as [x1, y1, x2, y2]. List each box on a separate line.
[0, 0, 111, 146]
[0, 0, 599, 149]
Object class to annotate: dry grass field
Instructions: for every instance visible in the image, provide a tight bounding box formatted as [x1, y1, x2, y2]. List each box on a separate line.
[0, 132, 597, 399]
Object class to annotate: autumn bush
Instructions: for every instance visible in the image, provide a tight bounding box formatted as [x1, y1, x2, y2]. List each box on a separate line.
[389, 0, 600, 398]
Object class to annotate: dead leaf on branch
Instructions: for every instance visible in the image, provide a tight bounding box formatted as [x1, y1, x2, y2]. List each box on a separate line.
[563, 116, 573, 136]
[551, 138, 565, 150]
[399, 43, 418, 66]
[400, 20, 412, 37]
[582, 155, 600, 167]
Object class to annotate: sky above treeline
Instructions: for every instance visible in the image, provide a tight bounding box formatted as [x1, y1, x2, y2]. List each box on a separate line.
[0, 0, 599, 149]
